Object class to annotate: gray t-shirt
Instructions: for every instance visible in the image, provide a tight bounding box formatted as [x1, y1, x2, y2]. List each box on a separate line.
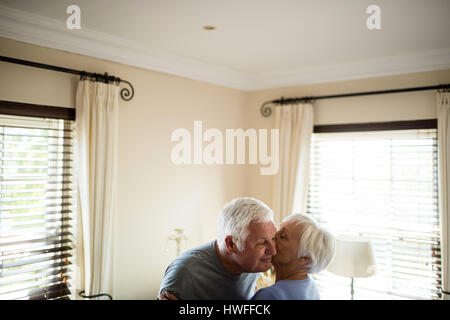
[159, 240, 260, 300]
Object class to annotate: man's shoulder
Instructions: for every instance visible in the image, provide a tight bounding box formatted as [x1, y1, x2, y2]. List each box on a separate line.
[170, 241, 216, 269]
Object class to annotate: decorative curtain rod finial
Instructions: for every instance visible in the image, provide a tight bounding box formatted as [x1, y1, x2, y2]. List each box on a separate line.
[260, 101, 273, 118]
[120, 80, 134, 101]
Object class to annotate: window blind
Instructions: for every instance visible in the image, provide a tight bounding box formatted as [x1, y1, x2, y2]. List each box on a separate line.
[306, 128, 441, 300]
[0, 114, 74, 300]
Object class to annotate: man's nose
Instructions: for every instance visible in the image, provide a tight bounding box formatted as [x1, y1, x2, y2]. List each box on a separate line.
[266, 238, 277, 256]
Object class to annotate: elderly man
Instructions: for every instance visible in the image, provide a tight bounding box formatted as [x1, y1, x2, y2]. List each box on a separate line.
[158, 197, 277, 300]
[252, 214, 335, 300]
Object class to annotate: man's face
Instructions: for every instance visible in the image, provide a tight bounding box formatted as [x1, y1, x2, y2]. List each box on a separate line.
[234, 221, 277, 272]
[272, 220, 301, 265]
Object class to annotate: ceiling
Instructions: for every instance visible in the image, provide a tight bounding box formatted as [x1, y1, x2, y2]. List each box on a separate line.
[0, 0, 449, 90]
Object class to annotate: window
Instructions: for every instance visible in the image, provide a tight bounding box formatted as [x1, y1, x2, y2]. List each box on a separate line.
[307, 123, 441, 300]
[0, 114, 74, 300]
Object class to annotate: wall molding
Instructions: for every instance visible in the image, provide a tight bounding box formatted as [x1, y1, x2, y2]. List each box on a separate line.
[252, 48, 450, 90]
[1, 5, 449, 91]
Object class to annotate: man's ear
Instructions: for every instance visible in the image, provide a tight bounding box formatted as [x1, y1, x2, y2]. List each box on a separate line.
[224, 236, 236, 254]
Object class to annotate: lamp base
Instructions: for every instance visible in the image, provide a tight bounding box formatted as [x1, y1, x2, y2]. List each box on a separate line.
[351, 277, 354, 300]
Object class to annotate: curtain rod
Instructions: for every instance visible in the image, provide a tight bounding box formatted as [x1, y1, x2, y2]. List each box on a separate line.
[260, 83, 450, 117]
[0, 55, 134, 101]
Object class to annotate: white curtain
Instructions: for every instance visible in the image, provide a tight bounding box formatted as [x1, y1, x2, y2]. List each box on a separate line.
[438, 91, 450, 300]
[272, 103, 314, 225]
[75, 80, 119, 298]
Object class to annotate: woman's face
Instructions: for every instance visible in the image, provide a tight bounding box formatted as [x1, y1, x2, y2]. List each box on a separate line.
[272, 220, 302, 265]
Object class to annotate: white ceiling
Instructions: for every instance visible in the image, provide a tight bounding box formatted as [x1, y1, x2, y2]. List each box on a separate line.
[1, 0, 449, 90]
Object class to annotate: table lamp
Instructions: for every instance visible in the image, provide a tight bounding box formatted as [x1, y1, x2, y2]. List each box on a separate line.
[327, 235, 376, 299]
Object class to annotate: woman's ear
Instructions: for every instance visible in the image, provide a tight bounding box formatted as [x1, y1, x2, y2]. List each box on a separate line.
[299, 256, 312, 265]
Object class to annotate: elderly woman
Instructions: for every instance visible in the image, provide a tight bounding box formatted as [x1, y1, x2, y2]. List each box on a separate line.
[252, 214, 335, 300]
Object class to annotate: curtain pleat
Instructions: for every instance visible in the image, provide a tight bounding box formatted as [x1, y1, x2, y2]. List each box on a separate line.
[75, 80, 119, 298]
[437, 91, 450, 300]
[272, 103, 313, 225]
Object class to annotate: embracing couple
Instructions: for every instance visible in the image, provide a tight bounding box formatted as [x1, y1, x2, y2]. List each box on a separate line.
[158, 197, 335, 300]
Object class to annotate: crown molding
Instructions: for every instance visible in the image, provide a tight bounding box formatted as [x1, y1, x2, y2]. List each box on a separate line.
[249, 48, 450, 90]
[1, 4, 449, 91]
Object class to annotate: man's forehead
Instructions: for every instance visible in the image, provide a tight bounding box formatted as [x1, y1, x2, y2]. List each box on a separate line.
[247, 221, 276, 236]
[248, 220, 275, 228]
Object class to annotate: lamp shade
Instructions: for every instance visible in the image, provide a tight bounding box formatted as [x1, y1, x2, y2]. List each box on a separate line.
[327, 235, 376, 278]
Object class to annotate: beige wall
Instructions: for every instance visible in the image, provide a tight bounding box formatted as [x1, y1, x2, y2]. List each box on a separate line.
[247, 69, 450, 210]
[1, 36, 450, 299]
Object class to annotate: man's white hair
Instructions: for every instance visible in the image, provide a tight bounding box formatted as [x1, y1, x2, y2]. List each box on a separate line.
[217, 197, 274, 252]
[283, 214, 335, 274]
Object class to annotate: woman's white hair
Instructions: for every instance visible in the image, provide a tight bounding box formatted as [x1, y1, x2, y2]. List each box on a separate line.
[217, 197, 274, 252]
[283, 214, 335, 274]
